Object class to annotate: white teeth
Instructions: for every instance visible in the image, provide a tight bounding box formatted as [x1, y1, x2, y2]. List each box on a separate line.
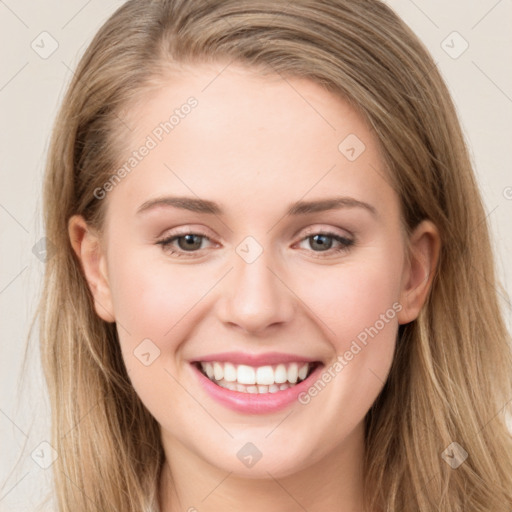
[288, 363, 298, 384]
[213, 362, 224, 381]
[274, 364, 288, 384]
[237, 365, 256, 385]
[224, 363, 237, 382]
[198, 361, 315, 391]
[256, 366, 274, 385]
[204, 362, 214, 379]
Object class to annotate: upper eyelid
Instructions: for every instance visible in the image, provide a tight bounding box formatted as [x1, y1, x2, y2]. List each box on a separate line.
[299, 225, 353, 239]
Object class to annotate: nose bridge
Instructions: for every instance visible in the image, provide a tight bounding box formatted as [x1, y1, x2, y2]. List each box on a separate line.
[217, 235, 295, 333]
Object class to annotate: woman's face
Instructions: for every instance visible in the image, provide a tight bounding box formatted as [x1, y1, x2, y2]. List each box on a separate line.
[70, 63, 437, 479]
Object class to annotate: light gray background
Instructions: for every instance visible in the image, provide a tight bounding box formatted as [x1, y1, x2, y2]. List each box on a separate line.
[1, 1, 511, 510]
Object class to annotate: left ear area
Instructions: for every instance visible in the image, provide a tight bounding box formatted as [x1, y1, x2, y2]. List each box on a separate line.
[397, 219, 441, 325]
[68, 214, 116, 323]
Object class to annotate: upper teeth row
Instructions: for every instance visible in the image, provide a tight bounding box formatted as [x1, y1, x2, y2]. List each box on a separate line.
[200, 362, 311, 386]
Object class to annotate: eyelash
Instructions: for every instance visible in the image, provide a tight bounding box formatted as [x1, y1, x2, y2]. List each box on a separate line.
[155, 229, 355, 259]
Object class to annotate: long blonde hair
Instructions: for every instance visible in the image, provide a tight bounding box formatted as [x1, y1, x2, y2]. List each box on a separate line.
[35, 0, 512, 510]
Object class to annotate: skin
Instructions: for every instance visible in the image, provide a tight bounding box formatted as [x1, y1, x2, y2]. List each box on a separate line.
[69, 62, 440, 512]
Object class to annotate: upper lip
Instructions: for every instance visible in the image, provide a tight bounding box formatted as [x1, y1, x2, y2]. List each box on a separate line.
[190, 351, 322, 366]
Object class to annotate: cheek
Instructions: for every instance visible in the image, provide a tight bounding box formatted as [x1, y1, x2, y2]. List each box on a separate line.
[106, 252, 208, 370]
[111, 256, 204, 339]
[296, 250, 403, 350]
[291, 250, 402, 415]
[107, 255, 208, 423]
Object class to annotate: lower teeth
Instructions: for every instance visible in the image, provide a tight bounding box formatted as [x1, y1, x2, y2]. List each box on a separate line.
[215, 380, 294, 394]
[209, 376, 308, 394]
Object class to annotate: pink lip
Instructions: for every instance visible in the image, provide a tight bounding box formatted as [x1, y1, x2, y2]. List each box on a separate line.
[190, 351, 320, 366]
[190, 361, 324, 414]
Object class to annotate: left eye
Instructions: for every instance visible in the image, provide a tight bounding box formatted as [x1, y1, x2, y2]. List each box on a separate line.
[157, 233, 211, 256]
[156, 231, 354, 258]
[297, 232, 354, 254]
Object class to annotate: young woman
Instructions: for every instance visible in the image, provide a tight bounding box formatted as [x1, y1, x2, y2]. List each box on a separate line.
[37, 0, 512, 510]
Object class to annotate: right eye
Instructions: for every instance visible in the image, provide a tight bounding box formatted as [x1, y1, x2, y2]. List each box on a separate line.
[156, 232, 214, 258]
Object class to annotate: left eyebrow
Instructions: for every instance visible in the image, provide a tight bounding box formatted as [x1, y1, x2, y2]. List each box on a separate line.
[136, 195, 378, 218]
[136, 196, 221, 215]
[286, 197, 378, 218]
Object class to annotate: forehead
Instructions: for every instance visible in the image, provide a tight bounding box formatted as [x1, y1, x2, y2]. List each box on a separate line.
[106, 62, 396, 221]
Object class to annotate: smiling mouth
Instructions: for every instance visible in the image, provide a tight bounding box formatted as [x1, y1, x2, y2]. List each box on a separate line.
[192, 361, 322, 394]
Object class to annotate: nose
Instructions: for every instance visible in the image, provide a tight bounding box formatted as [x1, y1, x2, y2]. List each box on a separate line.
[216, 246, 296, 335]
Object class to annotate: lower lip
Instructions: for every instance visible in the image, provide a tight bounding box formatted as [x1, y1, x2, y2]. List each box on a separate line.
[191, 363, 324, 414]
